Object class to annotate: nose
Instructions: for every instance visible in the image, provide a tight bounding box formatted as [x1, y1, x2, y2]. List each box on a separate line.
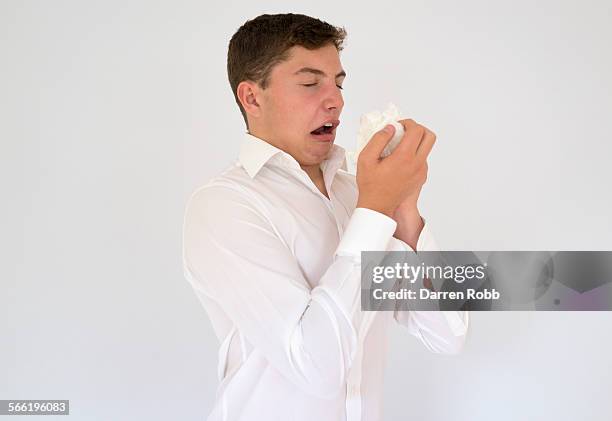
[323, 82, 344, 112]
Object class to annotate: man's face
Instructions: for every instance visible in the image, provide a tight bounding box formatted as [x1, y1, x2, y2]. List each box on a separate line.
[251, 44, 345, 167]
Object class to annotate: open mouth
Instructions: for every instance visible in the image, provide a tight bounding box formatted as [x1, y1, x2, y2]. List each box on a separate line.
[310, 120, 340, 140]
[311, 123, 334, 135]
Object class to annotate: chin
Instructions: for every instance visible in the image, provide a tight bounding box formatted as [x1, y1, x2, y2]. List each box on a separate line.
[306, 146, 333, 165]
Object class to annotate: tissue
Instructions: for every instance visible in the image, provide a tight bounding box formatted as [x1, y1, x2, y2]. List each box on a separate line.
[355, 103, 405, 159]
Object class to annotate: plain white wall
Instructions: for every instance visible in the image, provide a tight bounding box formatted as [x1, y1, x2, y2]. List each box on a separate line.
[2, 0, 611, 420]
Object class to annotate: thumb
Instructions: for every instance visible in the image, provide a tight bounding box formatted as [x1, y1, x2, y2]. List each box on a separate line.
[359, 124, 395, 162]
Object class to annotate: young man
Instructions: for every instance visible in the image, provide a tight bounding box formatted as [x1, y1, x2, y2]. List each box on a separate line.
[183, 13, 468, 421]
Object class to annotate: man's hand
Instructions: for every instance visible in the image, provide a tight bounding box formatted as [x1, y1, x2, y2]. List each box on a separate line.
[392, 120, 436, 249]
[356, 118, 436, 218]
[393, 119, 435, 209]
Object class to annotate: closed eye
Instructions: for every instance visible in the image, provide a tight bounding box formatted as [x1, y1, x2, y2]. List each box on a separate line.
[301, 83, 343, 90]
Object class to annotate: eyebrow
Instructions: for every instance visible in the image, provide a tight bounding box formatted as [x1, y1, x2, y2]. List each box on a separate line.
[293, 67, 346, 79]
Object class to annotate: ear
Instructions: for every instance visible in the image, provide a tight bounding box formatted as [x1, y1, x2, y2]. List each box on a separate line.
[236, 81, 262, 119]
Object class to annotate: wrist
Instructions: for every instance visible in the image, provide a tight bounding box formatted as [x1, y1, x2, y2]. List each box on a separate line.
[393, 202, 420, 223]
[393, 206, 424, 247]
[356, 199, 395, 218]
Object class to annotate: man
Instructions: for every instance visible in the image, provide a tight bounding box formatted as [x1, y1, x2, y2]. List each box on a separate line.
[182, 13, 468, 421]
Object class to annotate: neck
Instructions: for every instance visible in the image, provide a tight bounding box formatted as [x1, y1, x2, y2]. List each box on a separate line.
[300, 163, 323, 182]
[301, 163, 329, 199]
[247, 126, 329, 198]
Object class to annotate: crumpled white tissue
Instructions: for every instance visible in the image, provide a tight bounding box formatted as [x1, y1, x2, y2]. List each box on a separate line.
[355, 103, 405, 159]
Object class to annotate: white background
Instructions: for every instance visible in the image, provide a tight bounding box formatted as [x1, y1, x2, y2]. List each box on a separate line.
[2, 0, 612, 420]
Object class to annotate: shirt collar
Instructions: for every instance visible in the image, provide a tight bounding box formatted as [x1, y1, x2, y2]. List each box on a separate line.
[238, 131, 347, 179]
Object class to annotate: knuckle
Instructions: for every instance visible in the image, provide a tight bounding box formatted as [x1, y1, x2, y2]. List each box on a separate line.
[422, 125, 436, 137]
[399, 118, 417, 130]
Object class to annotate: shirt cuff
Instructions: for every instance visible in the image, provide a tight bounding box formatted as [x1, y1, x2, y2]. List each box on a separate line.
[335, 207, 397, 257]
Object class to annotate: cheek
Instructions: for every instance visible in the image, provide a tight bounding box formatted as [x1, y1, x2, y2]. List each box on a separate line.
[279, 96, 313, 125]
[263, 95, 290, 125]
[267, 86, 319, 133]
[290, 93, 320, 122]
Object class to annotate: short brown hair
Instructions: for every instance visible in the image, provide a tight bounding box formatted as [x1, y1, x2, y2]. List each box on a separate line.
[227, 13, 347, 128]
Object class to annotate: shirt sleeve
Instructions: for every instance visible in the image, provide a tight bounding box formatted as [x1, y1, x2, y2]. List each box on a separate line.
[182, 184, 397, 399]
[390, 218, 470, 355]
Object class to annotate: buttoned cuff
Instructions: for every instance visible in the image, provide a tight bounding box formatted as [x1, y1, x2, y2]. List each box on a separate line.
[335, 208, 397, 257]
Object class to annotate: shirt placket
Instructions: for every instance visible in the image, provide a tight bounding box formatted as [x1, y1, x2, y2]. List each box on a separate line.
[286, 158, 365, 420]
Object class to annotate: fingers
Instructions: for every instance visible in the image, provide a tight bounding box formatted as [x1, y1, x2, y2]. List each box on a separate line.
[420, 160, 428, 184]
[360, 124, 396, 162]
[416, 127, 436, 161]
[391, 119, 436, 162]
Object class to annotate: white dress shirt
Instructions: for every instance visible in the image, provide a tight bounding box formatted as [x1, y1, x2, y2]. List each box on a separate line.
[182, 132, 469, 421]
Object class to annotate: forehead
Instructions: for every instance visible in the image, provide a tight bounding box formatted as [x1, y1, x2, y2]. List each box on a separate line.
[273, 44, 343, 76]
